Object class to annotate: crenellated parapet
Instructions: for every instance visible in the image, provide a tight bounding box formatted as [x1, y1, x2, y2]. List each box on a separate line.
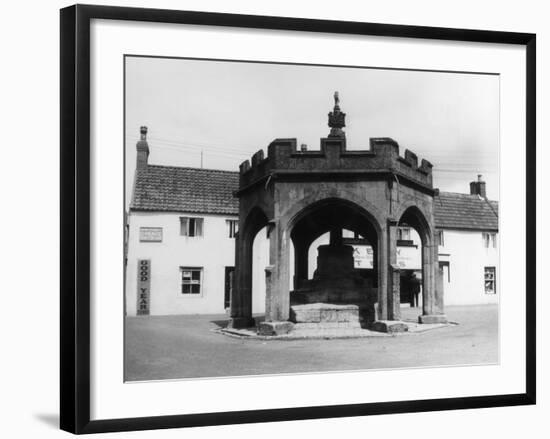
[238, 136, 433, 191]
[237, 92, 434, 193]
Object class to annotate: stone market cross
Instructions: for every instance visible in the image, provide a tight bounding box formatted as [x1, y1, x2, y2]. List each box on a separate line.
[230, 93, 447, 335]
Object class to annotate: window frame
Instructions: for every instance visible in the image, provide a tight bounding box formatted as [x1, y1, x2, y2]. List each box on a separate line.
[482, 232, 497, 249]
[436, 230, 444, 247]
[180, 267, 204, 296]
[180, 216, 204, 237]
[397, 227, 411, 241]
[484, 266, 496, 294]
[226, 219, 239, 238]
[440, 260, 451, 282]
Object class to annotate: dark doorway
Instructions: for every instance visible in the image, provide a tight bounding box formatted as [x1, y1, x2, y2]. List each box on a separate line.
[224, 266, 234, 309]
[400, 269, 421, 306]
[397, 206, 432, 315]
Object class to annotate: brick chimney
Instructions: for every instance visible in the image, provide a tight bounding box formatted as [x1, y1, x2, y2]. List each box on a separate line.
[136, 126, 149, 169]
[470, 174, 486, 197]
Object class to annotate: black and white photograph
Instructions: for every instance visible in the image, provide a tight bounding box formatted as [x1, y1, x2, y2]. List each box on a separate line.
[124, 56, 500, 382]
[0, 0, 542, 437]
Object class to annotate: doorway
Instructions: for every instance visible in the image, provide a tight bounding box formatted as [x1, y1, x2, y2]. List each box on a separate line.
[224, 266, 234, 310]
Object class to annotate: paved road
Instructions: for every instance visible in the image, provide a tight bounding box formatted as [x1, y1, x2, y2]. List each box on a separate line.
[125, 305, 498, 381]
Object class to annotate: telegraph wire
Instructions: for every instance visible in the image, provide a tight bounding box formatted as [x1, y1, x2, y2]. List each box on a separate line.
[126, 135, 497, 178]
[126, 134, 256, 156]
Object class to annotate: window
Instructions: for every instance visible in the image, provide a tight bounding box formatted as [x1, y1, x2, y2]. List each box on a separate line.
[139, 227, 162, 242]
[226, 219, 239, 238]
[439, 261, 450, 282]
[482, 232, 497, 248]
[180, 217, 203, 237]
[436, 230, 444, 246]
[397, 227, 411, 241]
[484, 267, 496, 294]
[181, 267, 202, 295]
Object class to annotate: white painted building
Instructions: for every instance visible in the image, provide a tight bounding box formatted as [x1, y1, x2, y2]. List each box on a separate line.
[126, 210, 239, 315]
[434, 189, 499, 305]
[125, 131, 499, 316]
[126, 128, 269, 316]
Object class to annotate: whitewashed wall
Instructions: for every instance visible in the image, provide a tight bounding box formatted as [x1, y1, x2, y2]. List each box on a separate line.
[126, 211, 270, 316]
[438, 229, 499, 305]
[126, 211, 236, 315]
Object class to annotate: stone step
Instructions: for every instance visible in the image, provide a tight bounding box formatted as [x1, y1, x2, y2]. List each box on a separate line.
[294, 321, 362, 330]
[291, 328, 371, 338]
[290, 302, 363, 324]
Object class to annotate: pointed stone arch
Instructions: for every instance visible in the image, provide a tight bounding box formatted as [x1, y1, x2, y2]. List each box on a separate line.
[397, 205, 445, 322]
[229, 206, 269, 328]
[288, 197, 381, 290]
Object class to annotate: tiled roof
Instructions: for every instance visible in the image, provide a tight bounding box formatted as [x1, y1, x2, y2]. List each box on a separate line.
[434, 192, 498, 231]
[131, 165, 498, 230]
[131, 165, 239, 215]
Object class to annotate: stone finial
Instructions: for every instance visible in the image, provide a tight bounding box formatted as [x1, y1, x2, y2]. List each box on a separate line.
[328, 91, 346, 138]
[140, 126, 148, 140]
[334, 91, 340, 109]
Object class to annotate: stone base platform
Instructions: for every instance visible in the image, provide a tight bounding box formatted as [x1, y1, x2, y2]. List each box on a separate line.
[219, 319, 451, 340]
[227, 317, 256, 329]
[219, 307, 453, 339]
[370, 320, 408, 333]
[258, 321, 295, 336]
[290, 303, 363, 325]
[294, 321, 361, 330]
[418, 314, 448, 324]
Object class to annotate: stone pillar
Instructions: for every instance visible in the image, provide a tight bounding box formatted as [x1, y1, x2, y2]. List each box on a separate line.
[418, 234, 447, 324]
[421, 241, 434, 316]
[433, 247, 445, 316]
[264, 265, 274, 322]
[265, 221, 291, 322]
[258, 265, 294, 335]
[228, 232, 255, 328]
[377, 227, 388, 320]
[329, 227, 343, 245]
[388, 264, 401, 320]
[386, 219, 400, 320]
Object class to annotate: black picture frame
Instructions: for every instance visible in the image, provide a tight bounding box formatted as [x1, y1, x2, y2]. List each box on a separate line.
[60, 4, 536, 434]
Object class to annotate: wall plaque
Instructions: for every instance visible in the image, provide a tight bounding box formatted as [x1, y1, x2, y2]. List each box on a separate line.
[139, 227, 162, 242]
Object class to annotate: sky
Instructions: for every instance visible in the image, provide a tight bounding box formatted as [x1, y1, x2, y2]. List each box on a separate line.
[125, 56, 499, 203]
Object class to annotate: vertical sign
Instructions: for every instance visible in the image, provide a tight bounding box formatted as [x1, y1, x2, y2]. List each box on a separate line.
[137, 259, 151, 315]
